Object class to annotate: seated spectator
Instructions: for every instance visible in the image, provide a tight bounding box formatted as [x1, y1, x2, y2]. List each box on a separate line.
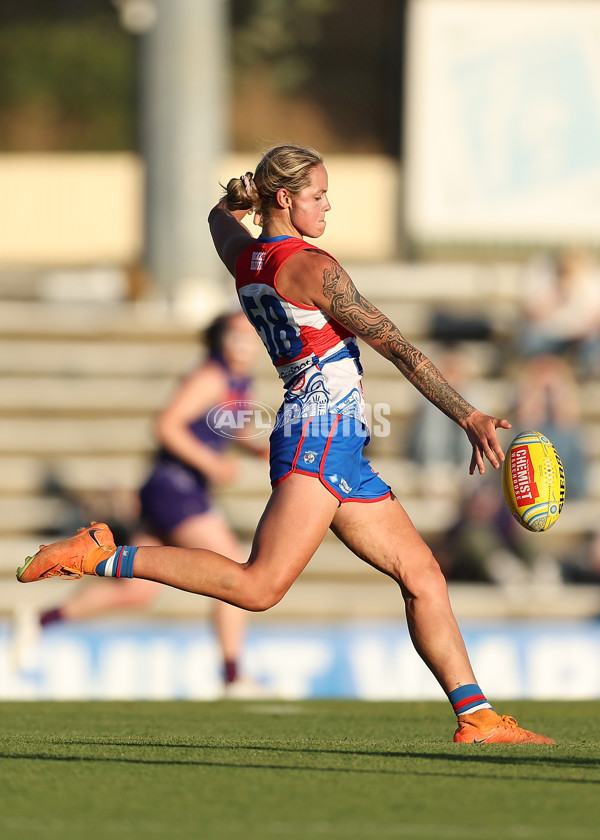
[431, 481, 538, 585]
[560, 531, 600, 585]
[405, 345, 474, 495]
[517, 249, 600, 377]
[511, 353, 587, 499]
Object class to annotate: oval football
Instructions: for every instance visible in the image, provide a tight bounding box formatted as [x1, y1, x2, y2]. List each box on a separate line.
[501, 430, 566, 532]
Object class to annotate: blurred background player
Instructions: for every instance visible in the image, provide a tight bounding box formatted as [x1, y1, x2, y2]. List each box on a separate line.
[13, 310, 269, 697]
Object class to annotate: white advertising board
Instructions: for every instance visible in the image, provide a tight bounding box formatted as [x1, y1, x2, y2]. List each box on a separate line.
[2, 619, 600, 700]
[404, 0, 600, 243]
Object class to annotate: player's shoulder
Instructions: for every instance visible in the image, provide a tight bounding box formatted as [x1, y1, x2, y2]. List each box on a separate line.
[286, 244, 338, 274]
[274, 246, 336, 305]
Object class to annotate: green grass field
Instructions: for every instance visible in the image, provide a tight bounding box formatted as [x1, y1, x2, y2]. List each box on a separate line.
[1, 700, 598, 840]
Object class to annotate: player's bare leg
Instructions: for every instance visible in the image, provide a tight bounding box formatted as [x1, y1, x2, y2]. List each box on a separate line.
[18, 475, 339, 610]
[16, 477, 554, 741]
[132, 474, 339, 608]
[331, 493, 477, 693]
[330, 494, 554, 744]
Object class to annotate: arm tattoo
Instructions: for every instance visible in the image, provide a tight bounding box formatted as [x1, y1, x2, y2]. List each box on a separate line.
[322, 261, 474, 423]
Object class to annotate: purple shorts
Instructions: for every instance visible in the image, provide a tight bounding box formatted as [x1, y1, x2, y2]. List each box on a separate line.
[139, 461, 211, 536]
[270, 414, 391, 504]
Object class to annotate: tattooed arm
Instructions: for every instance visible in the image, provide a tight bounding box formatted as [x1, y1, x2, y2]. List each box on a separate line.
[321, 261, 474, 418]
[283, 253, 511, 474]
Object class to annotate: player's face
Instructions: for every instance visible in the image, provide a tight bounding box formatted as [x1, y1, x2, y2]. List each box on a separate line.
[288, 163, 331, 239]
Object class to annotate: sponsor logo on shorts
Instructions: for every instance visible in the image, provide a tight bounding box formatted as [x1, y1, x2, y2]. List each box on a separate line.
[303, 451, 318, 464]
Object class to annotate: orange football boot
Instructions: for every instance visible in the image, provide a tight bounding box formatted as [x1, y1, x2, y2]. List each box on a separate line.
[453, 708, 555, 744]
[16, 523, 116, 582]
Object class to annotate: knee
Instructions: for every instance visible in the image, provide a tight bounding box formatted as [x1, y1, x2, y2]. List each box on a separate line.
[241, 586, 286, 613]
[394, 549, 448, 601]
[236, 572, 290, 612]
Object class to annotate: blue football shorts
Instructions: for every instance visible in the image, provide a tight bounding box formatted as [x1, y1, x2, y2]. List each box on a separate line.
[269, 413, 391, 503]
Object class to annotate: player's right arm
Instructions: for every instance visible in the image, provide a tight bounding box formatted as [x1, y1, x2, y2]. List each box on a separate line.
[281, 251, 510, 475]
[208, 203, 255, 277]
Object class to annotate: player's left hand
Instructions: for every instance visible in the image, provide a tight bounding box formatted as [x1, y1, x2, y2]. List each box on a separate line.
[462, 410, 512, 475]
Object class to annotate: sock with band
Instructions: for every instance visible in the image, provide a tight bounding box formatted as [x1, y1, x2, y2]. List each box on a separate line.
[224, 659, 239, 685]
[95, 545, 138, 578]
[448, 683, 493, 717]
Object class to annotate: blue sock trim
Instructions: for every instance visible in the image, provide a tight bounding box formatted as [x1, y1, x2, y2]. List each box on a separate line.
[95, 546, 137, 578]
[96, 558, 109, 576]
[115, 545, 137, 578]
[448, 683, 492, 716]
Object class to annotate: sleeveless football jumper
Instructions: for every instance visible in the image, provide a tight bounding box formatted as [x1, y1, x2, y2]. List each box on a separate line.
[236, 235, 390, 503]
[139, 356, 253, 534]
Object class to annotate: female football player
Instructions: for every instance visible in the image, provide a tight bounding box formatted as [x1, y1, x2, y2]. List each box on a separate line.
[18, 145, 554, 742]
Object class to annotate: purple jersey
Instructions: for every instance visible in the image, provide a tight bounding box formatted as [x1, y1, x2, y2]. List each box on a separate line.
[139, 356, 252, 535]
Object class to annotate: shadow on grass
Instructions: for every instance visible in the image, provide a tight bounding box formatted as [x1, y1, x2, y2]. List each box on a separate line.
[1, 739, 599, 782]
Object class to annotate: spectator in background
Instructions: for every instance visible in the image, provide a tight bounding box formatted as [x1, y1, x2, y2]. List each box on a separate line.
[517, 249, 600, 378]
[511, 353, 587, 499]
[432, 480, 539, 585]
[560, 530, 600, 585]
[405, 345, 475, 495]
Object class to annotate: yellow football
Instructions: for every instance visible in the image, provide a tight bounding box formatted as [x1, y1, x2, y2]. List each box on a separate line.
[502, 431, 566, 532]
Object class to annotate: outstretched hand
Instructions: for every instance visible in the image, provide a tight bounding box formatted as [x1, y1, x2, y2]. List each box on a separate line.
[462, 410, 512, 475]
